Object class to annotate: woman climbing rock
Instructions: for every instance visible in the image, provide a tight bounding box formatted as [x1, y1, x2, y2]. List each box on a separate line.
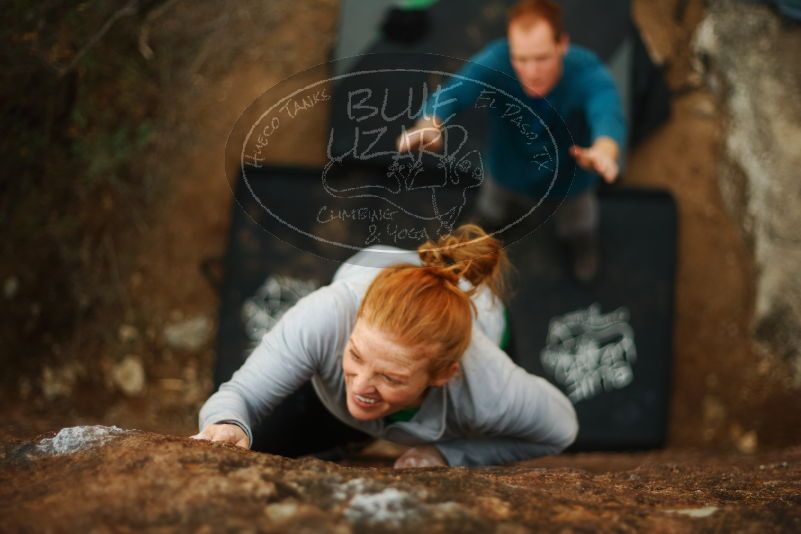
[192, 224, 578, 468]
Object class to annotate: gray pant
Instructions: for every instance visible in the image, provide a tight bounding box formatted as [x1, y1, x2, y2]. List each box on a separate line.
[475, 178, 599, 240]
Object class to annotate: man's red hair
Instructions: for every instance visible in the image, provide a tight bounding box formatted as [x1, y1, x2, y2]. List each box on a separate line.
[507, 0, 564, 41]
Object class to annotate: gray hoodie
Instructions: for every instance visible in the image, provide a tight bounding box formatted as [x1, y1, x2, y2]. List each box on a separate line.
[198, 246, 578, 466]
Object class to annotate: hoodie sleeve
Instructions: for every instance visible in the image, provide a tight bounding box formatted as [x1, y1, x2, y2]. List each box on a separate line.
[197, 285, 349, 447]
[434, 336, 578, 467]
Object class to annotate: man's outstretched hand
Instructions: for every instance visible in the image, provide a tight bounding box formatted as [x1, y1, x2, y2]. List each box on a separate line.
[569, 136, 620, 183]
[396, 117, 444, 153]
[191, 423, 250, 449]
[394, 445, 448, 469]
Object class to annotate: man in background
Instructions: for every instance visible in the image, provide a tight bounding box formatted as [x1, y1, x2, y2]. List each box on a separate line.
[397, 0, 626, 283]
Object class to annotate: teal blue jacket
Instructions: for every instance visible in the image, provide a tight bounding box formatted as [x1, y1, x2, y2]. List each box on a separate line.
[422, 40, 627, 198]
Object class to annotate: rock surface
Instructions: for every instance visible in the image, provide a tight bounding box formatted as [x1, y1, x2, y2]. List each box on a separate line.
[110, 356, 146, 396]
[694, 0, 801, 383]
[2, 427, 799, 532]
[163, 316, 213, 353]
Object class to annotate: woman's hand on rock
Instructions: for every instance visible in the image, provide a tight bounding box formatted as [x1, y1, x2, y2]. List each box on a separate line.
[190, 423, 250, 448]
[393, 445, 448, 469]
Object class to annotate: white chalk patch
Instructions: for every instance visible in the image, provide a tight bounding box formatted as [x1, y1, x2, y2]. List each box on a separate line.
[333, 477, 371, 501]
[36, 425, 126, 456]
[345, 488, 415, 526]
[665, 506, 719, 518]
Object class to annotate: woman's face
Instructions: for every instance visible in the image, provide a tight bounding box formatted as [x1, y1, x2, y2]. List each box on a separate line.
[342, 319, 456, 421]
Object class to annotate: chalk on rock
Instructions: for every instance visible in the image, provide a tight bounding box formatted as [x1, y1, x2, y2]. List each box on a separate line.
[665, 506, 719, 518]
[345, 488, 416, 527]
[36, 426, 127, 456]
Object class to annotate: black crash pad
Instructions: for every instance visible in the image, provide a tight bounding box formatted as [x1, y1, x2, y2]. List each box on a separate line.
[506, 187, 676, 450]
[213, 165, 676, 452]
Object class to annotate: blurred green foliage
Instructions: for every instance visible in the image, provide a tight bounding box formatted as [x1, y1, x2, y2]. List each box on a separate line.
[0, 1, 165, 377]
